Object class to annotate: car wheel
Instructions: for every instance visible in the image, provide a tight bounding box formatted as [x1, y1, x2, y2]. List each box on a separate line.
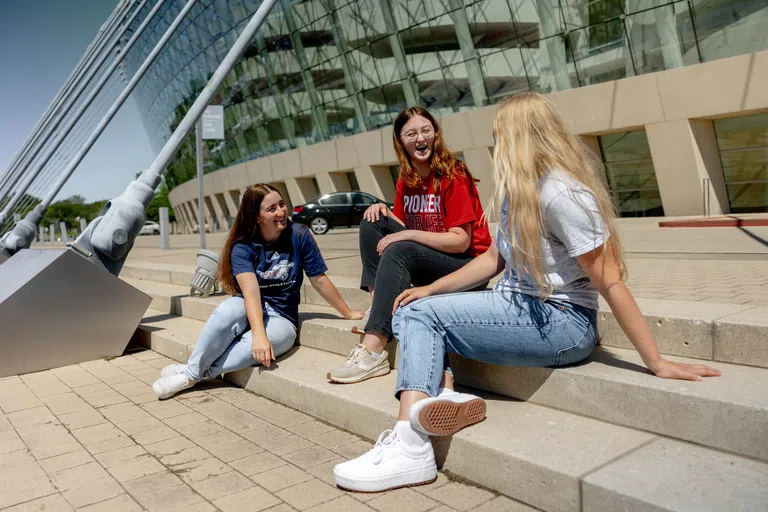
[310, 216, 329, 235]
[153, 229, 159, 235]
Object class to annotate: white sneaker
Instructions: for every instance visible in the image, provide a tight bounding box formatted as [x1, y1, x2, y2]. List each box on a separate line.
[333, 430, 437, 492]
[152, 374, 195, 400]
[160, 363, 187, 378]
[409, 392, 486, 436]
[327, 344, 390, 384]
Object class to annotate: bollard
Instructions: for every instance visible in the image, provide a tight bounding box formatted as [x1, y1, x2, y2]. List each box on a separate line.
[39, 225, 45, 244]
[80, 218, 87, 232]
[59, 222, 68, 242]
[49, 224, 55, 246]
[13, 213, 21, 224]
[159, 207, 170, 250]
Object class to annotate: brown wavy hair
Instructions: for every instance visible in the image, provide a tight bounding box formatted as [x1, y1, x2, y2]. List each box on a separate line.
[218, 183, 280, 295]
[392, 106, 475, 194]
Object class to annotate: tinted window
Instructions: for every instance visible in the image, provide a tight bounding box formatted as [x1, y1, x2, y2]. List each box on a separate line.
[351, 193, 376, 205]
[320, 193, 349, 205]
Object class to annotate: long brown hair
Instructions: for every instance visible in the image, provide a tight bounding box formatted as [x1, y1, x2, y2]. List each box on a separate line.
[489, 92, 625, 297]
[392, 106, 474, 193]
[218, 183, 280, 295]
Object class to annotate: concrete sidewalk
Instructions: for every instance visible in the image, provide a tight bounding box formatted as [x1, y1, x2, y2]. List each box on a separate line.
[117, 225, 768, 307]
[0, 351, 516, 511]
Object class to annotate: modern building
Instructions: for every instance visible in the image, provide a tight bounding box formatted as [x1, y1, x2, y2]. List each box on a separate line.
[120, 0, 768, 233]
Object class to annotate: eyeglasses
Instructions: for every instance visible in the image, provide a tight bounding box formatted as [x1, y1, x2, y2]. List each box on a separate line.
[401, 127, 435, 142]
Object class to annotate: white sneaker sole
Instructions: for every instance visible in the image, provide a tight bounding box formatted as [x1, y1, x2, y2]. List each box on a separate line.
[334, 465, 437, 493]
[152, 380, 194, 400]
[410, 396, 486, 436]
[326, 364, 390, 384]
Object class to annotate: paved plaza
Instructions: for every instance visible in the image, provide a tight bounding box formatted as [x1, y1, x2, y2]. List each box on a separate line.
[0, 350, 522, 512]
[6, 221, 768, 511]
[120, 222, 768, 307]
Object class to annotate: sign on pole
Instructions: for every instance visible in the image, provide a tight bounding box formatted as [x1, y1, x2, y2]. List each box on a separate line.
[197, 105, 225, 250]
[201, 105, 225, 140]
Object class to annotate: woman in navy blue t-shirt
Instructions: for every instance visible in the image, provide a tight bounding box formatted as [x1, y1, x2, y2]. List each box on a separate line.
[153, 184, 364, 399]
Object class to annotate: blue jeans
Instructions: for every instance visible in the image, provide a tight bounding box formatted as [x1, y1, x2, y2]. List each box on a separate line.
[391, 290, 598, 398]
[184, 297, 297, 382]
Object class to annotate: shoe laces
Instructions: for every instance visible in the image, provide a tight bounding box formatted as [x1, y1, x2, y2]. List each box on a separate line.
[372, 430, 399, 465]
[341, 344, 369, 367]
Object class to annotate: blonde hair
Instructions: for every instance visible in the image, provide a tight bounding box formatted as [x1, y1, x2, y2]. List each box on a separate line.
[489, 92, 625, 297]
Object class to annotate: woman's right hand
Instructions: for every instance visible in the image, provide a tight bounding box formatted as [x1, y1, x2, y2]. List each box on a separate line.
[392, 285, 436, 314]
[252, 335, 274, 368]
[363, 203, 389, 222]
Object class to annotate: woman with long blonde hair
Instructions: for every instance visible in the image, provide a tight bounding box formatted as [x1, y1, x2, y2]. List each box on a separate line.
[333, 92, 720, 493]
[152, 184, 363, 399]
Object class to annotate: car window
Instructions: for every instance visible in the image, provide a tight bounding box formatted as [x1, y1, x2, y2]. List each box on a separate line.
[320, 193, 349, 205]
[350, 193, 376, 205]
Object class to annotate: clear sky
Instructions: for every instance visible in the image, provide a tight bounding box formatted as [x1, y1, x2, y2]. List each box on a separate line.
[0, 0, 156, 203]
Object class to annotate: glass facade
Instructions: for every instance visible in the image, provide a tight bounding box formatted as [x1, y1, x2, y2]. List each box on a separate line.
[599, 130, 664, 217]
[714, 113, 768, 213]
[119, 0, 768, 192]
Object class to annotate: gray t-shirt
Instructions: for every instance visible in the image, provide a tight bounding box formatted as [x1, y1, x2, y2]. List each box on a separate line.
[494, 170, 609, 310]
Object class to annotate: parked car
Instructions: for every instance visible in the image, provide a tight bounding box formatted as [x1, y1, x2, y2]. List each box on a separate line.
[292, 191, 393, 235]
[139, 221, 160, 235]
[192, 223, 211, 233]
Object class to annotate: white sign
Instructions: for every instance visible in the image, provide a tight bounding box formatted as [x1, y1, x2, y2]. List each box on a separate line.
[201, 105, 224, 140]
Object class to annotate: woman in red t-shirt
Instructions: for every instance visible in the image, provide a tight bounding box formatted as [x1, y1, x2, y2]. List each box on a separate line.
[327, 106, 492, 385]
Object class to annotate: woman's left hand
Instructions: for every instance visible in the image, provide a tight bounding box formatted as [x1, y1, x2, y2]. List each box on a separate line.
[649, 359, 721, 381]
[377, 232, 406, 255]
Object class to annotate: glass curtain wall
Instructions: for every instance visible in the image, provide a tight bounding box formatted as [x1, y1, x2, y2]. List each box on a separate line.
[598, 130, 664, 217]
[714, 113, 768, 213]
[120, 0, 768, 191]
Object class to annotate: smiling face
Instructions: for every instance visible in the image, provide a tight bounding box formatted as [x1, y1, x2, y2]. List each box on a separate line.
[257, 190, 288, 241]
[399, 115, 435, 170]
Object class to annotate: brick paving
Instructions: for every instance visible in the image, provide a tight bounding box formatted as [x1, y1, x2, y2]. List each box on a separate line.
[0, 350, 527, 512]
[624, 259, 768, 306]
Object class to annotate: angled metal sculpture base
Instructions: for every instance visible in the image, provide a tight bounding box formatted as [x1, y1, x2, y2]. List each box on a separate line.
[0, 248, 151, 378]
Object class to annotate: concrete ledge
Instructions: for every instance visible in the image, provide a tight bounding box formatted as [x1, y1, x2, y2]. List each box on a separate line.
[225, 345, 656, 512]
[596, 297, 757, 363]
[134, 307, 768, 462]
[125, 273, 768, 367]
[714, 306, 768, 368]
[582, 438, 768, 511]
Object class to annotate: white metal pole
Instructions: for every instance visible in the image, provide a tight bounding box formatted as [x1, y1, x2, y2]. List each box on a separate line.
[0, 1, 135, 198]
[196, 120, 206, 249]
[79, 0, 280, 274]
[0, 0, 153, 224]
[0, 0, 197, 255]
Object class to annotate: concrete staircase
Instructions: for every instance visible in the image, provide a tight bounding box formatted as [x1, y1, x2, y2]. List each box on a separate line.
[122, 262, 768, 512]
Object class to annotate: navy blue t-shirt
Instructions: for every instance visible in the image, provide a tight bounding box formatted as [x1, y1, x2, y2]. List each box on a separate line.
[230, 223, 328, 325]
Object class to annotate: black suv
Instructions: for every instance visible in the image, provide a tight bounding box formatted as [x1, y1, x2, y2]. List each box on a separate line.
[291, 191, 393, 234]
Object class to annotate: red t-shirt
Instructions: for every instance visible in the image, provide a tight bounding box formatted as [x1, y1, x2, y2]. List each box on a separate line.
[393, 171, 491, 257]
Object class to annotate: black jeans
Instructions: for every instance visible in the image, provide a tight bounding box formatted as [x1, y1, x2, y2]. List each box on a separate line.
[359, 216, 481, 340]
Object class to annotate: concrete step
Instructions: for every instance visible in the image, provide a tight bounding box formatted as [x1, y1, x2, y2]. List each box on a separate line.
[130, 317, 768, 511]
[133, 308, 768, 463]
[122, 271, 768, 369]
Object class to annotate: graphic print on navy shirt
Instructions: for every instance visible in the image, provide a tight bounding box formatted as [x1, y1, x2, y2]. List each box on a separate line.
[230, 223, 328, 325]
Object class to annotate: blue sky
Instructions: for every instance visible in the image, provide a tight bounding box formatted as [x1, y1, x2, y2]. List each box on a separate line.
[0, 0, 156, 203]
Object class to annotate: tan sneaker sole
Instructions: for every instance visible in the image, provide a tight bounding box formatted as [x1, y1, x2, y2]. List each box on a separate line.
[417, 398, 486, 436]
[326, 365, 390, 384]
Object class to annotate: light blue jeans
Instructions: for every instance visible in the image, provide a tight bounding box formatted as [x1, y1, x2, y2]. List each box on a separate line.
[391, 290, 598, 398]
[184, 297, 297, 382]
